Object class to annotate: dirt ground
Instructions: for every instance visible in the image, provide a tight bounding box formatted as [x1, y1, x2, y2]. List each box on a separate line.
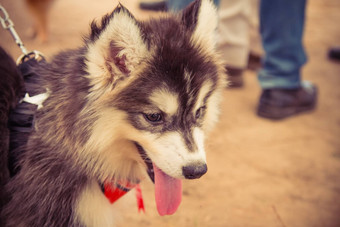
[1, 0, 340, 226]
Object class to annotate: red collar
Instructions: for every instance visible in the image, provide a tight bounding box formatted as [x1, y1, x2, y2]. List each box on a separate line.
[101, 182, 145, 212]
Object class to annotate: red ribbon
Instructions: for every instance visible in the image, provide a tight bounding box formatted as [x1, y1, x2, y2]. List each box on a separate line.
[104, 182, 145, 213]
[135, 184, 145, 213]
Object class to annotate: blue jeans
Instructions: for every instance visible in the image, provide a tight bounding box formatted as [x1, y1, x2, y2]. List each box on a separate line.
[258, 0, 307, 89]
[167, 0, 220, 11]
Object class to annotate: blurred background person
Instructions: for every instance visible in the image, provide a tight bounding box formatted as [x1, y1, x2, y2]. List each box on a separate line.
[257, 0, 317, 120]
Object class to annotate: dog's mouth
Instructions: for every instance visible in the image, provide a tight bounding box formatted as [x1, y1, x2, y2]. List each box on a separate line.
[134, 142, 182, 216]
[135, 143, 155, 183]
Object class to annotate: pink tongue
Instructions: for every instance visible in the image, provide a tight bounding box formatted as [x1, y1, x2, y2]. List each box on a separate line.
[153, 164, 182, 216]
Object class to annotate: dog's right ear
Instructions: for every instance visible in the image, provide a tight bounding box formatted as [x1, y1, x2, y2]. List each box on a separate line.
[85, 5, 148, 95]
[181, 0, 218, 51]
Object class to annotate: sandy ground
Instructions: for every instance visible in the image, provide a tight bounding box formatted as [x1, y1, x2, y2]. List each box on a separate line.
[1, 0, 340, 226]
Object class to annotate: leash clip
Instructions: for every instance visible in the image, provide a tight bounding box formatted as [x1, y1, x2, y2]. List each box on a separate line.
[16, 50, 45, 65]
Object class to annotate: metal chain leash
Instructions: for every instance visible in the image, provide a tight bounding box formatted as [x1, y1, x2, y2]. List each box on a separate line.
[0, 4, 44, 64]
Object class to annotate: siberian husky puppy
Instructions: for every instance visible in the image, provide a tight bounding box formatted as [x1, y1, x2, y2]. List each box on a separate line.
[0, 0, 225, 226]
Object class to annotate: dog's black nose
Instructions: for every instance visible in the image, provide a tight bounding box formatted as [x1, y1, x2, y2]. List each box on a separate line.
[182, 163, 207, 179]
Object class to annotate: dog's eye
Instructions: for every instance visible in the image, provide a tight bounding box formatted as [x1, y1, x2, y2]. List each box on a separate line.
[195, 106, 206, 119]
[144, 113, 163, 123]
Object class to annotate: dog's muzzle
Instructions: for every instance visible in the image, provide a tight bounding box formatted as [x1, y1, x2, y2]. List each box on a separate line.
[135, 142, 207, 180]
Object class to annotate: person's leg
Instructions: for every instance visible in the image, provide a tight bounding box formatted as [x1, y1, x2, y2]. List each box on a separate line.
[167, 0, 220, 11]
[258, 0, 307, 89]
[257, 0, 317, 119]
[217, 0, 252, 87]
[139, 0, 168, 12]
[167, 0, 193, 11]
[248, 0, 263, 71]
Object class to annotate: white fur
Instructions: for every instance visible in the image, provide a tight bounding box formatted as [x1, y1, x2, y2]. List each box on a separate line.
[191, 0, 218, 51]
[203, 85, 224, 132]
[83, 107, 146, 183]
[150, 88, 179, 116]
[76, 180, 135, 227]
[192, 127, 206, 160]
[76, 180, 116, 227]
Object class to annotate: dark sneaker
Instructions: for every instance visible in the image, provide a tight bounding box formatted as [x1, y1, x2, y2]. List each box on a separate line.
[328, 46, 340, 61]
[226, 66, 244, 88]
[139, 0, 168, 11]
[257, 81, 317, 120]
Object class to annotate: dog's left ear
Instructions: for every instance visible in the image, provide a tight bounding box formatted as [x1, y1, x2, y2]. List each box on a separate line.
[181, 0, 218, 50]
[86, 5, 148, 92]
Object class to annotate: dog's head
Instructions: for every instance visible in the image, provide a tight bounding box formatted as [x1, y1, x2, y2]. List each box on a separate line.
[83, 0, 225, 215]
